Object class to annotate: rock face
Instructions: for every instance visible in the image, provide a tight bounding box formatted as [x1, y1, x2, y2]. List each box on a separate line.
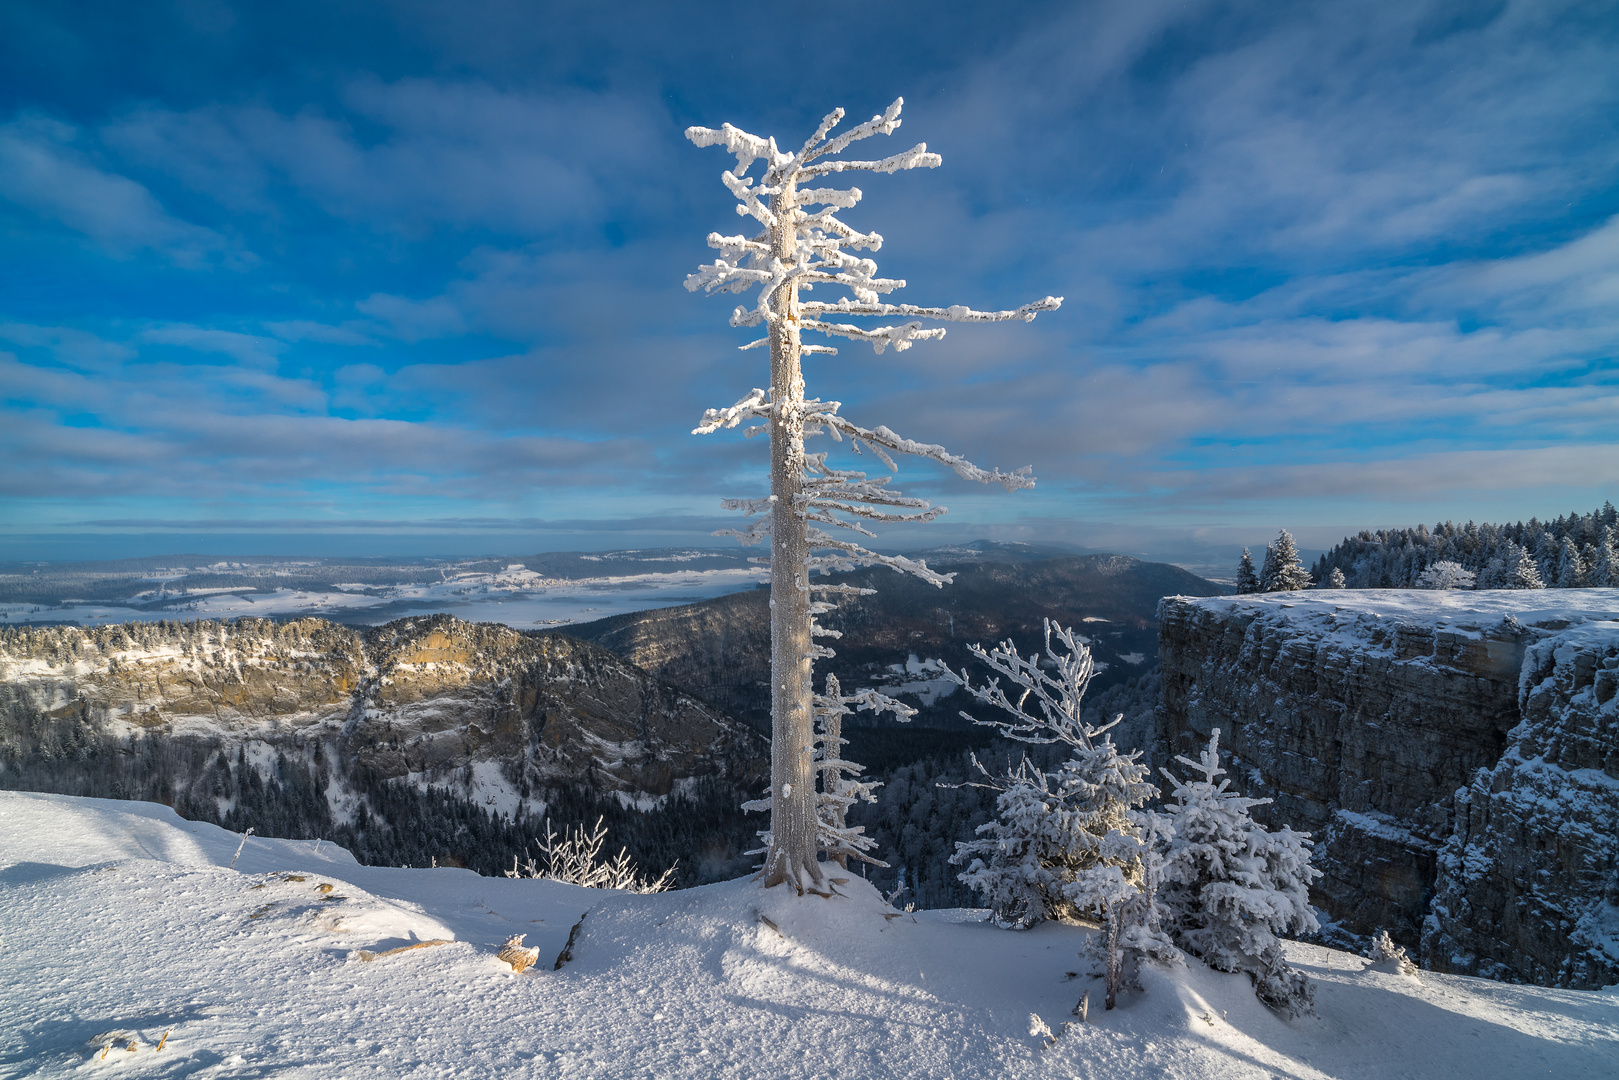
[1424, 621, 1619, 987]
[0, 614, 767, 817]
[1157, 590, 1619, 987]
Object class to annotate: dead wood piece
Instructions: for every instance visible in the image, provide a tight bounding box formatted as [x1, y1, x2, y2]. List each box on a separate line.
[354, 939, 451, 962]
[497, 934, 541, 973]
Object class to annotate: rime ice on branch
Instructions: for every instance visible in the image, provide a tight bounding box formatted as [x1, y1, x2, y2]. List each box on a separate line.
[685, 99, 1062, 894]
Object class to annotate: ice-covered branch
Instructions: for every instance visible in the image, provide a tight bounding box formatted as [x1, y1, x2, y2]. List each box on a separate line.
[949, 620, 1121, 750]
[685, 123, 788, 177]
[796, 107, 845, 161]
[798, 143, 941, 178]
[803, 98, 904, 164]
[799, 319, 946, 354]
[684, 259, 774, 296]
[797, 186, 863, 209]
[801, 296, 1064, 324]
[826, 415, 1035, 492]
[693, 388, 769, 435]
[804, 530, 955, 587]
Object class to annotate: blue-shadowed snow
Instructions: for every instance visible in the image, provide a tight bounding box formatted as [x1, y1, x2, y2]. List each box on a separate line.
[2, 791, 1616, 1078]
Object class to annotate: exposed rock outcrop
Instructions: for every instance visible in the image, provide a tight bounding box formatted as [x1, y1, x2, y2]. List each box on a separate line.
[0, 614, 767, 815]
[1157, 590, 1619, 987]
[1423, 621, 1619, 987]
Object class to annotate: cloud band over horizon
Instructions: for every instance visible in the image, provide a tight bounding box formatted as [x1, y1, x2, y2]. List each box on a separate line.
[1, 0, 1614, 561]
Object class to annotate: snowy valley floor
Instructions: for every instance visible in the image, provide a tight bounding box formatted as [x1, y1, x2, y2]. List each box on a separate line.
[1, 792, 1615, 1079]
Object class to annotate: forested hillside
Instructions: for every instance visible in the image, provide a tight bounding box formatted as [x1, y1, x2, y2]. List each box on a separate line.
[570, 546, 1218, 734]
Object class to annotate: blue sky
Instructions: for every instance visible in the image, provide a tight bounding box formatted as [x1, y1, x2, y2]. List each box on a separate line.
[1, 0, 1616, 563]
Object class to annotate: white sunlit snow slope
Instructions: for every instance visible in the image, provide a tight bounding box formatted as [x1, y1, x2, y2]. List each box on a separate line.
[1, 792, 1616, 1079]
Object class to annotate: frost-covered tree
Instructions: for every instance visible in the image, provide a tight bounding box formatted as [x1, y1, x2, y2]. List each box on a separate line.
[1158, 730, 1321, 1017]
[1556, 536, 1589, 588]
[1235, 549, 1260, 594]
[687, 100, 1061, 893]
[947, 621, 1167, 1008]
[809, 673, 911, 868]
[1259, 530, 1312, 592]
[1496, 541, 1546, 590]
[1415, 560, 1475, 590]
[1533, 532, 1560, 587]
[1593, 526, 1619, 588]
[1326, 567, 1347, 589]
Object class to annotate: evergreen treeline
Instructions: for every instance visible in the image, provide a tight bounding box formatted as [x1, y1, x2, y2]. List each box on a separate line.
[1308, 503, 1619, 590]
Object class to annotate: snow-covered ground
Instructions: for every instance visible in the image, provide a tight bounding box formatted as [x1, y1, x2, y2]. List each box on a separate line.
[1180, 588, 1618, 627]
[2, 792, 1615, 1079]
[0, 566, 767, 630]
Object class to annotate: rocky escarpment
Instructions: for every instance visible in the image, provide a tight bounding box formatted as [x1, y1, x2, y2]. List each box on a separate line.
[0, 615, 767, 875]
[1157, 590, 1619, 988]
[1423, 621, 1619, 987]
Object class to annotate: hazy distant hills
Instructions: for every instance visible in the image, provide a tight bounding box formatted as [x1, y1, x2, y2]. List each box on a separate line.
[0, 549, 769, 628]
[569, 547, 1225, 736]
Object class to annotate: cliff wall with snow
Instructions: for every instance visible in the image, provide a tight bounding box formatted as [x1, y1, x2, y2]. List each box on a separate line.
[1157, 590, 1618, 988]
[0, 615, 767, 873]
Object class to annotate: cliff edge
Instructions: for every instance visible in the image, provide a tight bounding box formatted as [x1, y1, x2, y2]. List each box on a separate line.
[1157, 589, 1618, 988]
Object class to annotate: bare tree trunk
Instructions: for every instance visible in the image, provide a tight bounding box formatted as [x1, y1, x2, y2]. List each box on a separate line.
[1104, 906, 1122, 1010]
[822, 690, 848, 869]
[760, 178, 821, 892]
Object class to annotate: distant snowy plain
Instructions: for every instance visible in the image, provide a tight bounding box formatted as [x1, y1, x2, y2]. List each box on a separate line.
[0, 563, 767, 630]
[2, 792, 1615, 1079]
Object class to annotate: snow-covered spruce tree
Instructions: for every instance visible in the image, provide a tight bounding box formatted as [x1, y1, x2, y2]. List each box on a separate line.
[1498, 541, 1546, 590]
[1234, 549, 1260, 594]
[1259, 530, 1312, 592]
[1158, 729, 1321, 1017]
[947, 620, 1171, 1008]
[1415, 560, 1475, 590]
[1327, 567, 1347, 589]
[1556, 535, 1589, 588]
[1593, 526, 1619, 588]
[686, 100, 1061, 894]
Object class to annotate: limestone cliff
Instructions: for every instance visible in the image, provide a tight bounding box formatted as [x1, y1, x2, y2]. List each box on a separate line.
[1157, 590, 1619, 987]
[1423, 620, 1619, 987]
[0, 614, 767, 820]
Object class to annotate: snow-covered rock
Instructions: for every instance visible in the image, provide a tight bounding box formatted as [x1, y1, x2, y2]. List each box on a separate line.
[1157, 589, 1618, 985]
[1424, 620, 1619, 988]
[0, 615, 766, 864]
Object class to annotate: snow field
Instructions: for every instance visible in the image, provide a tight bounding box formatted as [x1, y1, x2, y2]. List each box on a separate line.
[1, 791, 1616, 1078]
[1183, 587, 1619, 628]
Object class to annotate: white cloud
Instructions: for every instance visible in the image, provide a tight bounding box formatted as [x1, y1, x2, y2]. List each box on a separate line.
[138, 324, 286, 367]
[0, 115, 234, 266]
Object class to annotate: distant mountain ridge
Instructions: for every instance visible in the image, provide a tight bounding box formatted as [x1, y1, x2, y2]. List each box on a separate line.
[568, 551, 1223, 735]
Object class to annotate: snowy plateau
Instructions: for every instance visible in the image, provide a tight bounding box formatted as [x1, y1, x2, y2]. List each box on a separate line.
[2, 791, 1616, 1080]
